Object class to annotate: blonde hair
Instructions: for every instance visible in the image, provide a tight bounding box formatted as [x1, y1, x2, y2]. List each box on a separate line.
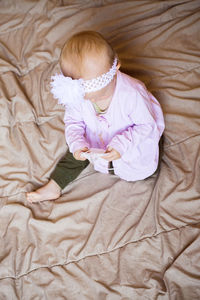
[60, 31, 116, 77]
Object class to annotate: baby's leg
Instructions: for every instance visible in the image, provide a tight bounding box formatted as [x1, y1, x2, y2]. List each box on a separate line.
[27, 150, 89, 203]
[26, 179, 61, 203]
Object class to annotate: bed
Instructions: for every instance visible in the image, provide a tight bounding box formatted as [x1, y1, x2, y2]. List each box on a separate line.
[0, 0, 200, 299]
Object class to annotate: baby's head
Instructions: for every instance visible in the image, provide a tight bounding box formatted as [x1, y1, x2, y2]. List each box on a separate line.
[60, 31, 116, 79]
[60, 31, 120, 101]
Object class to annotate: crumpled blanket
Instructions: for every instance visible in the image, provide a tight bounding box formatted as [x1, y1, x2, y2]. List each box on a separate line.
[0, 0, 200, 299]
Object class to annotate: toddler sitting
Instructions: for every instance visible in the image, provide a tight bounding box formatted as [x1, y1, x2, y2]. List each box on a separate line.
[27, 31, 164, 203]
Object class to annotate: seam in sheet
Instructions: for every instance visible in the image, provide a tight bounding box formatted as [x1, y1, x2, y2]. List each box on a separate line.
[0, 170, 97, 198]
[0, 117, 199, 143]
[0, 132, 199, 199]
[1, 62, 199, 81]
[0, 1, 197, 36]
[149, 64, 200, 81]
[0, 221, 199, 281]
[163, 133, 200, 149]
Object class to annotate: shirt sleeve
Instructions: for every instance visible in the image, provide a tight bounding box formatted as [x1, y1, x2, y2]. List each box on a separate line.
[63, 105, 90, 154]
[108, 86, 164, 157]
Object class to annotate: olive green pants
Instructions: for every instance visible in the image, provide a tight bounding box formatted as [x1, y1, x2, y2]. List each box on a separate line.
[50, 150, 114, 190]
[50, 150, 90, 189]
[50, 136, 164, 190]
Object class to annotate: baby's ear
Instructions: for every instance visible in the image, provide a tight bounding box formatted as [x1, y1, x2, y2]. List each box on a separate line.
[116, 56, 121, 70]
[117, 62, 121, 70]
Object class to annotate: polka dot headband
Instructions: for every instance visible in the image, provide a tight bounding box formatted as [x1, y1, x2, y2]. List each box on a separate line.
[50, 58, 118, 107]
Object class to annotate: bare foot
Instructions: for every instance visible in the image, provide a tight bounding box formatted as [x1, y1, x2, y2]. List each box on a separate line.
[26, 179, 61, 203]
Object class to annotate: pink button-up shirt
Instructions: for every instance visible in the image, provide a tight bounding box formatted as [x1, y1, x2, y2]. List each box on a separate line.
[64, 71, 165, 181]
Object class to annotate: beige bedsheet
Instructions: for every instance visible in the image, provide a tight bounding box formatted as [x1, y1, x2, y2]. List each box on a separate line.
[0, 0, 200, 299]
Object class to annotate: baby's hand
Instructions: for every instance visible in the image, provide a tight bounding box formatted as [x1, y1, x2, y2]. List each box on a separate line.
[102, 146, 121, 161]
[73, 147, 89, 161]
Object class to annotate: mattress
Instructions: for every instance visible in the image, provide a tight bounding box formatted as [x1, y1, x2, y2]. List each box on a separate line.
[0, 0, 200, 299]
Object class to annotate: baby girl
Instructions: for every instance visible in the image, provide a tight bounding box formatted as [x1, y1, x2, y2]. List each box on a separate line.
[27, 31, 165, 203]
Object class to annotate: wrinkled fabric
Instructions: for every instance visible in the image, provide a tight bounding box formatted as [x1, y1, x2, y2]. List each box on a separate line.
[64, 71, 165, 180]
[0, 0, 200, 299]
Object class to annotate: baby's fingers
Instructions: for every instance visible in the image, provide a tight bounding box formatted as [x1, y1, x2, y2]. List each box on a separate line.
[102, 152, 115, 161]
[103, 148, 121, 161]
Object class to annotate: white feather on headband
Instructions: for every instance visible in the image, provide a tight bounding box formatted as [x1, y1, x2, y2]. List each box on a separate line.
[50, 74, 85, 107]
